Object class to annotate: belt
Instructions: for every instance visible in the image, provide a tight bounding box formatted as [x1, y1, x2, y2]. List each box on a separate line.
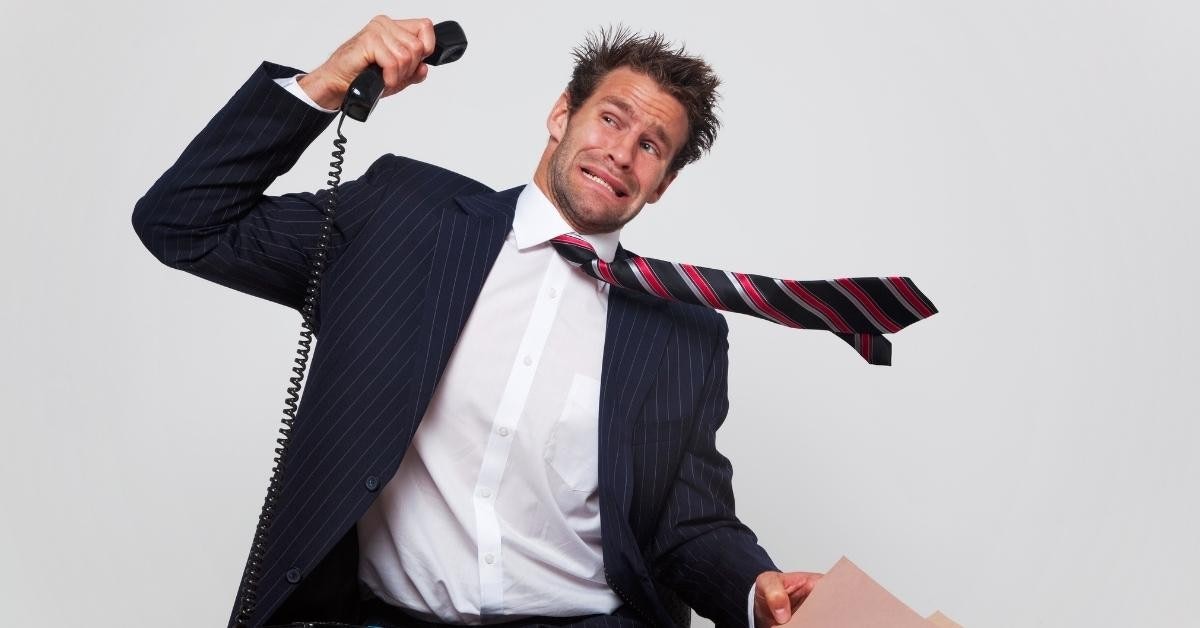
[358, 598, 642, 628]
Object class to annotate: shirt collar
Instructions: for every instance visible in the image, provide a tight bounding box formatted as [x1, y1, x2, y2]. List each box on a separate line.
[513, 182, 622, 263]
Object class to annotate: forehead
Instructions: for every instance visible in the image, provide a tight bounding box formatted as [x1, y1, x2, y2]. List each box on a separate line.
[583, 67, 689, 149]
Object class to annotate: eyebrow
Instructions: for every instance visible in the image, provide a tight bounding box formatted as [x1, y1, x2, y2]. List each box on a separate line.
[598, 95, 674, 152]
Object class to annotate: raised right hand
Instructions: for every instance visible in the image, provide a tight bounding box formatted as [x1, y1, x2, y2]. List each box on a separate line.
[299, 16, 437, 110]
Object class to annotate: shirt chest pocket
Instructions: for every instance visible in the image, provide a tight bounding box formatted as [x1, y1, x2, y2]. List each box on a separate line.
[544, 373, 602, 493]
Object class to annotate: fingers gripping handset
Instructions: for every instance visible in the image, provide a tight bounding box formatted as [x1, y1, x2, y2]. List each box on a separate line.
[297, 16, 468, 121]
[233, 17, 467, 627]
[343, 20, 467, 121]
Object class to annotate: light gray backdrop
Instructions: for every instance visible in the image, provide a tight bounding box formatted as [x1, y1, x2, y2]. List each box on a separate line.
[2, 1, 1197, 626]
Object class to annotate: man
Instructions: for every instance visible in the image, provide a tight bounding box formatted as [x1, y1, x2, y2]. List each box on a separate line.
[133, 16, 820, 628]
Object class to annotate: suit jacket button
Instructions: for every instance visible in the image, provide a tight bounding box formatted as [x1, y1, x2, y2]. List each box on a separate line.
[364, 475, 380, 491]
[285, 567, 302, 584]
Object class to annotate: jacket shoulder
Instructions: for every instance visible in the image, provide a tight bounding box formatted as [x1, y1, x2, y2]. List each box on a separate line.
[356, 154, 495, 198]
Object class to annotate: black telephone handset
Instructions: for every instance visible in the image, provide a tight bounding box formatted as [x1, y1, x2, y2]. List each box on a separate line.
[343, 20, 468, 121]
[234, 21, 467, 627]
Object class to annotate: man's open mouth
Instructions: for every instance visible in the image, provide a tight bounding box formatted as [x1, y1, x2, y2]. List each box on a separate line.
[581, 167, 627, 198]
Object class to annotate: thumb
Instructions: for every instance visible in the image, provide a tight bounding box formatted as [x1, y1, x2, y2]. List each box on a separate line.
[758, 571, 792, 625]
[772, 603, 791, 625]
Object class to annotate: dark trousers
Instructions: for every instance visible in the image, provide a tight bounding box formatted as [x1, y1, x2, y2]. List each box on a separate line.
[269, 597, 649, 628]
[359, 597, 649, 628]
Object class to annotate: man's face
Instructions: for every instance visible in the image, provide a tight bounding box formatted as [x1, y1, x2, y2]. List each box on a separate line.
[537, 67, 690, 235]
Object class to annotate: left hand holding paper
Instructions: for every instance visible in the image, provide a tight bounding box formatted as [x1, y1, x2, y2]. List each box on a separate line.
[753, 570, 823, 627]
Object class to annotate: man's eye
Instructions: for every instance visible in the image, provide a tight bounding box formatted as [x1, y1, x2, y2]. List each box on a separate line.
[602, 115, 616, 125]
[641, 142, 657, 155]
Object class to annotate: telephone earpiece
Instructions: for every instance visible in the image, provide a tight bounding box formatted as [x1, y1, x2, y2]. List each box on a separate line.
[342, 20, 468, 122]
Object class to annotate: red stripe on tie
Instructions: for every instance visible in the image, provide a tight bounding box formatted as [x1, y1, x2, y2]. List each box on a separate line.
[733, 273, 803, 328]
[682, 264, 727, 309]
[888, 277, 936, 318]
[861, 334, 872, 362]
[632, 256, 675, 300]
[552, 234, 591, 250]
[596, 259, 621, 286]
[781, 280, 853, 333]
[835, 278, 901, 333]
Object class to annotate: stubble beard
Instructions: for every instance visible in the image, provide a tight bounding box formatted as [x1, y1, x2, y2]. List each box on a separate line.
[546, 142, 628, 235]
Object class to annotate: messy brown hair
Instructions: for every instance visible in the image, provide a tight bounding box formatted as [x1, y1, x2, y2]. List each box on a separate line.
[566, 25, 722, 173]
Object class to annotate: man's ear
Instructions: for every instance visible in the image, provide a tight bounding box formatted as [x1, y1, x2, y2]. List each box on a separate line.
[647, 169, 679, 204]
[546, 91, 571, 142]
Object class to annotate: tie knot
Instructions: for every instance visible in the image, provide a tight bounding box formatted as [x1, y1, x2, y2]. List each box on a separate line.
[550, 233, 598, 265]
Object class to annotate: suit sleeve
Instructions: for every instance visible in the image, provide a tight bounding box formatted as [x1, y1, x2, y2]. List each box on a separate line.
[649, 314, 778, 628]
[131, 61, 400, 319]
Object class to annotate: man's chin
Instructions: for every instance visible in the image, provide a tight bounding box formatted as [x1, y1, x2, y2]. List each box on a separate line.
[569, 207, 626, 235]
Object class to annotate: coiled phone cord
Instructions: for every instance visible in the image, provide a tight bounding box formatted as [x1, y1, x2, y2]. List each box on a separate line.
[231, 25, 466, 625]
[234, 113, 349, 627]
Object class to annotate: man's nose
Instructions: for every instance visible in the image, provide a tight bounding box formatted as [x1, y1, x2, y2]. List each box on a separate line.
[607, 132, 638, 169]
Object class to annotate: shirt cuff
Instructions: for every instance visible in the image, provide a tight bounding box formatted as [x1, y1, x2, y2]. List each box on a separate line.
[274, 73, 339, 114]
[747, 581, 757, 628]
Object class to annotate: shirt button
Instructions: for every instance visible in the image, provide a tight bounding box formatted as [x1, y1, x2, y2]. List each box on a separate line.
[523, 355, 532, 366]
[479, 488, 492, 498]
[548, 287, 558, 299]
[484, 554, 495, 565]
[498, 427, 510, 437]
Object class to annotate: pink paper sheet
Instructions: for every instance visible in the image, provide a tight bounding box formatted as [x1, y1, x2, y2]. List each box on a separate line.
[782, 556, 936, 628]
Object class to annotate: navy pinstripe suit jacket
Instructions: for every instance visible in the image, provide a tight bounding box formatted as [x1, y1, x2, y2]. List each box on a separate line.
[133, 62, 776, 628]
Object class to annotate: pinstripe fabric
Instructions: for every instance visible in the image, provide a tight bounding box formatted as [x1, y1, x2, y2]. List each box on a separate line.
[133, 62, 774, 628]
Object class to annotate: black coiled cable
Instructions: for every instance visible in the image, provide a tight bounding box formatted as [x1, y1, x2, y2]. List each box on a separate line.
[234, 113, 349, 627]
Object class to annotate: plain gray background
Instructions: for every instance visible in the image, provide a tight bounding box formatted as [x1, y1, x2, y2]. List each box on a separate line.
[2, 1, 1197, 626]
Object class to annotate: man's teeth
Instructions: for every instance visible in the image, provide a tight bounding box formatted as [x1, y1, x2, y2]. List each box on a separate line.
[584, 171, 616, 195]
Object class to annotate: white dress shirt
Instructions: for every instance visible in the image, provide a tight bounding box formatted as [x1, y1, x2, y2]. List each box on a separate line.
[275, 73, 759, 628]
[356, 181, 622, 622]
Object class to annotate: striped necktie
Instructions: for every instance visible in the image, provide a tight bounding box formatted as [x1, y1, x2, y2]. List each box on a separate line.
[550, 233, 937, 365]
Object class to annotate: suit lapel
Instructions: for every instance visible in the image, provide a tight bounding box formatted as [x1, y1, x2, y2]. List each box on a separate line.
[409, 186, 519, 415]
[597, 247, 676, 624]
[598, 264, 672, 516]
